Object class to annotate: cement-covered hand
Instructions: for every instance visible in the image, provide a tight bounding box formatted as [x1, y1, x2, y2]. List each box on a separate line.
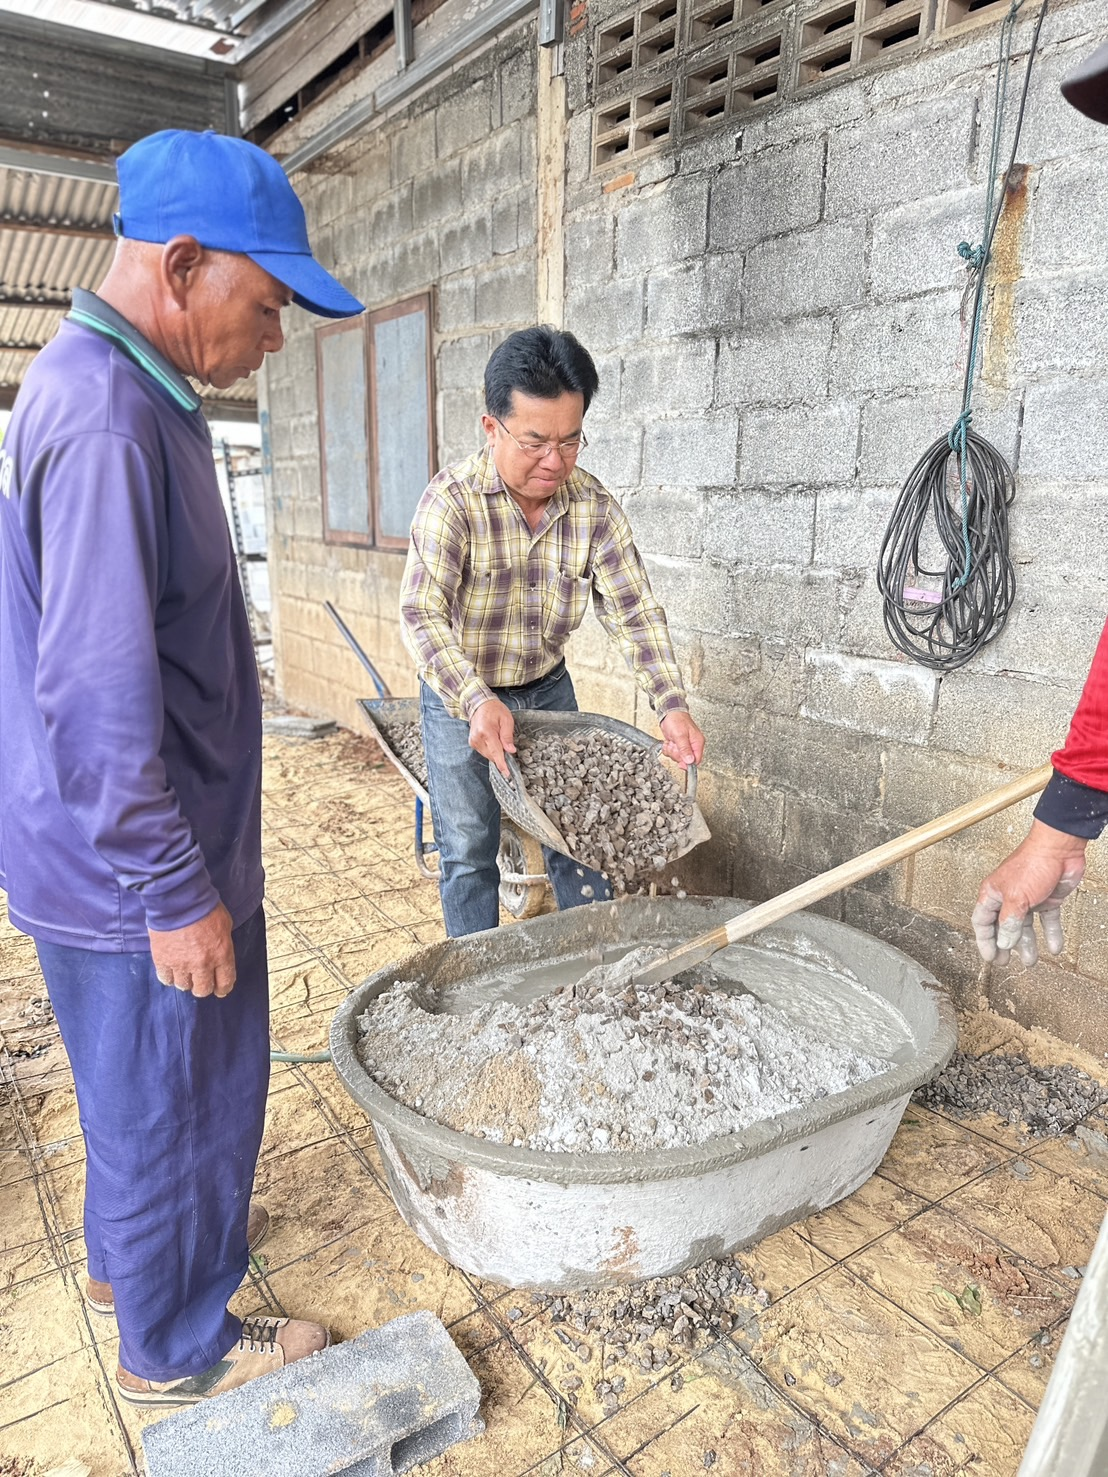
[469, 696, 517, 778]
[659, 711, 705, 769]
[149, 901, 238, 998]
[971, 820, 1087, 966]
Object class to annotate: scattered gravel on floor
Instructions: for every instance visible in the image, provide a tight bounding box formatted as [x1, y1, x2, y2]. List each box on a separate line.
[915, 1049, 1108, 1136]
[513, 730, 694, 893]
[357, 947, 887, 1152]
[384, 721, 428, 788]
[520, 1257, 767, 1402]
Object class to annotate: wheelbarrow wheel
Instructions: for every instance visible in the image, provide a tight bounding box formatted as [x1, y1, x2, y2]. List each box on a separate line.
[497, 824, 547, 920]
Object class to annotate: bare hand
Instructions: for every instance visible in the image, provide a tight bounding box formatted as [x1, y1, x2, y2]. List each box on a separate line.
[149, 902, 237, 999]
[659, 711, 705, 769]
[971, 820, 1087, 967]
[469, 697, 517, 778]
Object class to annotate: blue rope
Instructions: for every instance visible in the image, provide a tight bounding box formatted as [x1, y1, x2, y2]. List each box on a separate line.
[956, 0, 1024, 281]
[949, 0, 1026, 592]
[948, 410, 975, 588]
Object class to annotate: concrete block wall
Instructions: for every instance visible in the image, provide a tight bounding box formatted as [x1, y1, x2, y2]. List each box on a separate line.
[261, 28, 538, 729]
[256, 0, 1108, 1047]
[561, 0, 1108, 1047]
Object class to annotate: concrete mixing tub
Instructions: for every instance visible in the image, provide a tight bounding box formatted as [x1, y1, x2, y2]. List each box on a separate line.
[330, 897, 956, 1290]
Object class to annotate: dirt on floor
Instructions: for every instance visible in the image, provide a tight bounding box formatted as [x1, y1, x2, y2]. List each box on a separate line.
[2, 725, 1107, 1477]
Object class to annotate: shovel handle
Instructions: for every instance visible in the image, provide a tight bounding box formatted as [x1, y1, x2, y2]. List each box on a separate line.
[631, 762, 1055, 989]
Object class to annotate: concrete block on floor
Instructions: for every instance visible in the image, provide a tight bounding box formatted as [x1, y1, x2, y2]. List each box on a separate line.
[141, 1311, 484, 1477]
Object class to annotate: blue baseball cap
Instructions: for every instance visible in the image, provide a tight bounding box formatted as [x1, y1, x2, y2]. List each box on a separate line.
[114, 129, 363, 319]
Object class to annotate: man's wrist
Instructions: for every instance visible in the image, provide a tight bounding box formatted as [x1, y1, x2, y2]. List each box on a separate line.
[1026, 816, 1090, 855]
[463, 687, 497, 721]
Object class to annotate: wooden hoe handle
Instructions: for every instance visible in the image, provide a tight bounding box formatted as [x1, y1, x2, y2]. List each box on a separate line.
[630, 763, 1054, 989]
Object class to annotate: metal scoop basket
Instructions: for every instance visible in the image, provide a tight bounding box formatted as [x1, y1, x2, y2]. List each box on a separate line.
[489, 709, 711, 864]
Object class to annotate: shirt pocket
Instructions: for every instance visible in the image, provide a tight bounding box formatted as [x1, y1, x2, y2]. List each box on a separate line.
[457, 562, 515, 623]
[542, 568, 592, 646]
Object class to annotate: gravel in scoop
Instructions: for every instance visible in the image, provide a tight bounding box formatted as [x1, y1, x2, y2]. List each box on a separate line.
[383, 721, 428, 788]
[514, 729, 694, 893]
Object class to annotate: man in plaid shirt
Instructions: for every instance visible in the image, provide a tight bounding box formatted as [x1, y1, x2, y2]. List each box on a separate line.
[400, 326, 705, 937]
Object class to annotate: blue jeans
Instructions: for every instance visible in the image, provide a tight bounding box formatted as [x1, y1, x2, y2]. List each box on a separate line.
[34, 907, 270, 1380]
[420, 664, 612, 937]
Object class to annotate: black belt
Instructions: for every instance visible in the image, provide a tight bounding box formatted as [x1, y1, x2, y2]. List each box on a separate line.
[496, 659, 566, 695]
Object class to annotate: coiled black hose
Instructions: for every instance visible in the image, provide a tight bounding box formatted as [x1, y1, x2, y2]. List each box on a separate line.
[876, 0, 1048, 673]
[876, 428, 1016, 671]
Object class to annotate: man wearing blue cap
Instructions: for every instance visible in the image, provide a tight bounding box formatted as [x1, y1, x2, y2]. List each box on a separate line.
[972, 41, 1108, 966]
[0, 130, 362, 1404]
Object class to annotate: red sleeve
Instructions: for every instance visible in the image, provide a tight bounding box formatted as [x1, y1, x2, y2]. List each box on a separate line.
[1052, 616, 1108, 790]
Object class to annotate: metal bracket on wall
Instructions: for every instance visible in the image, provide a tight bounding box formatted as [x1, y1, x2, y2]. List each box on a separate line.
[223, 75, 242, 136]
[394, 0, 414, 71]
[538, 0, 564, 47]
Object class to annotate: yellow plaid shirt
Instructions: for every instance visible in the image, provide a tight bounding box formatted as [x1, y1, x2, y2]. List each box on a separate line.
[400, 446, 688, 721]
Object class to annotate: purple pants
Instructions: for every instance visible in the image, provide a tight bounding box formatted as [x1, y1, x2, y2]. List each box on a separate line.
[34, 907, 270, 1380]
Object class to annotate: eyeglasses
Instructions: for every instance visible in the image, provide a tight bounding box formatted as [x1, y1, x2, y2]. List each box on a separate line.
[494, 417, 588, 460]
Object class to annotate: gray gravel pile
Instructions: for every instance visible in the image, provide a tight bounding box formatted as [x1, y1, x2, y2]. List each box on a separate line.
[522, 1256, 767, 1401]
[514, 730, 694, 892]
[915, 1049, 1108, 1136]
[385, 721, 428, 787]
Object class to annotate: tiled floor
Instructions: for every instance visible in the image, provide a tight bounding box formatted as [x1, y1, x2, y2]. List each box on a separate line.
[1, 728, 1106, 1476]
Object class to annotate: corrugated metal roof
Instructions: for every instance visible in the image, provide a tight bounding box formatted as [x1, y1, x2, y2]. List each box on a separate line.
[0, 0, 314, 416]
[0, 165, 256, 414]
[0, 166, 117, 395]
[0, 233, 115, 298]
[0, 170, 118, 230]
[0, 306, 65, 348]
[0, 308, 258, 412]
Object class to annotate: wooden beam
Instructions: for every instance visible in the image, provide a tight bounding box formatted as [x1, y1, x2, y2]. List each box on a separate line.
[0, 218, 114, 241]
[0, 145, 116, 185]
[0, 293, 71, 309]
[231, 0, 323, 63]
[202, 397, 260, 421]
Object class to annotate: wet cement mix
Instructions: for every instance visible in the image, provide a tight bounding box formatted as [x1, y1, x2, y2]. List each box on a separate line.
[356, 947, 887, 1153]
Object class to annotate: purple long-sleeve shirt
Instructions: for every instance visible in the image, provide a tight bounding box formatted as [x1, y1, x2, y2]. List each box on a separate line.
[0, 289, 263, 951]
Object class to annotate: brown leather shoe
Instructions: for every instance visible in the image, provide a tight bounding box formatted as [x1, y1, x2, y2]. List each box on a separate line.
[116, 1314, 330, 1407]
[85, 1201, 271, 1317]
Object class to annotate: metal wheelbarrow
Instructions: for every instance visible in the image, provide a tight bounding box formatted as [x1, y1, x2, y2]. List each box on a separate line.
[325, 603, 549, 918]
